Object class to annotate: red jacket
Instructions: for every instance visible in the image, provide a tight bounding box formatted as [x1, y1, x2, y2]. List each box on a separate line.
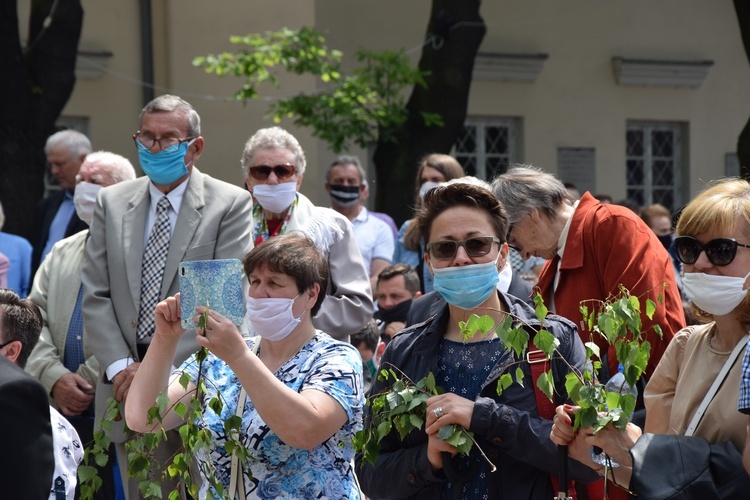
[535, 193, 685, 379]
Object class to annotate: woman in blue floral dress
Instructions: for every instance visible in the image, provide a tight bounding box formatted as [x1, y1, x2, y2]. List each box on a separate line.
[126, 233, 364, 499]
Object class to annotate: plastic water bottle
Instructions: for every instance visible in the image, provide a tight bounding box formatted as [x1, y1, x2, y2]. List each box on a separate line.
[591, 364, 638, 467]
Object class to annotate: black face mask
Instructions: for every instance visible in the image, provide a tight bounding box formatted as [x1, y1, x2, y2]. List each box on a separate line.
[657, 234, 673, 250]
[329, 185, 361, 207]
[375, 298, 413, 324]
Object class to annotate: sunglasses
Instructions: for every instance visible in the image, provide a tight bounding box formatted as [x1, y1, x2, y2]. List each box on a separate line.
[674, 236, 750, 267]
[248, 164, 296, 181]
[426, 236, 501, 260]
[505, 223, 520, 251]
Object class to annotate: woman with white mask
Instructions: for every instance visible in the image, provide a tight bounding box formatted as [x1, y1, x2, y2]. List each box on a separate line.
[126, 233, 365, 499]
[550, 178, 750, 498]
[391, 154, 464, 294]
[241, 126, 372, 341]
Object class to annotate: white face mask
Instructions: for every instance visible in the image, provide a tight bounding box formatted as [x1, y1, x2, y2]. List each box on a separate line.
[252, 182, 297, 214]
[74, 181, 103, 225]
[245, 293, 304, 341]
[419, 181, 443, 200]
[682, 271, 750, 316]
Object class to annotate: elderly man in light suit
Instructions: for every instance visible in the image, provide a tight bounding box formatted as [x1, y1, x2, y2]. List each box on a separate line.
[82, 94, 253, 498]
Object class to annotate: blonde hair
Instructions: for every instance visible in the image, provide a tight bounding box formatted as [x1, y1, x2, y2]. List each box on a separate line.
[676, 177, 750, 324]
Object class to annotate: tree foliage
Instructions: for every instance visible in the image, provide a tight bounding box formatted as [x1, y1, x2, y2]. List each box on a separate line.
[194, 1, 485, 224]
[194, 26, 441, 156]
[0, 0, 83, 240]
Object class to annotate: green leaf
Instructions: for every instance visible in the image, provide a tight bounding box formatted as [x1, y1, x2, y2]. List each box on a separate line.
[178, 371, 191, 390]
[584, 341, 601, 361]
[77, 465, 97, 483]
[514, 366, 525, 388]
[409, 413, 423, 430]
[653, 323, 663, 339]
[565, 371, 584, 402]
[500, 324, 529, 358]
[536, 369, 555, 401]
[496, 372, 513, 396]
[645, 298, 656, 319]
[156, 392, 169, 414]
[208, 396, 224, 415]
[174, 402, 188, 419]
[532, 329, 560, 357]
[533, 294, 548, 323]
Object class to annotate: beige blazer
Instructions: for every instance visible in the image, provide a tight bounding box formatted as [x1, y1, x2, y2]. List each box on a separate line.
[26, 229, 99, 396]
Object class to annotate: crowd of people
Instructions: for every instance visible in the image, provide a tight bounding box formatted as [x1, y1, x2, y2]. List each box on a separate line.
[3, 92, 750, 499]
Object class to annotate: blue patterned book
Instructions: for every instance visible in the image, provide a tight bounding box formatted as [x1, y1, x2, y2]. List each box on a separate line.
[179, 259, 244, 329]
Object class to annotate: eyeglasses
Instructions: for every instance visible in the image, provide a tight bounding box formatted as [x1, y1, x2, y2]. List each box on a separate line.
[248, 164, 296, 181]
[133, 133, 195, 152]
[426, 236, 501, 260]
[674, 236, 750, 267]
[506, 223, 520, 252]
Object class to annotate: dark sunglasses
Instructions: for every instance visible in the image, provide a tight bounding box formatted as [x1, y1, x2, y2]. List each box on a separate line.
[674, 236, 750, 267]
[248, 164, 296, 181]
[426, 236, 501, 260]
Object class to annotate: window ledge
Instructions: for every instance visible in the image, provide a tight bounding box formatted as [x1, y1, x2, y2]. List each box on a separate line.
[474, 52, 549, 83]
[612, 57, 714, 88]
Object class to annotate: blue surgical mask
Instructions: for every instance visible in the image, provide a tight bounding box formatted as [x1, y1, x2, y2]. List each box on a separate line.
[431, 258, 500, 309]
[137, 139, 194, 185]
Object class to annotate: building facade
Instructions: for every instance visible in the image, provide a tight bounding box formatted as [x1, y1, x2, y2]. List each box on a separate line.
[23, 0, 748, 214]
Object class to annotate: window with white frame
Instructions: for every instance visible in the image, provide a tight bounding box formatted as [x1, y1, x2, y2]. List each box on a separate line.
[454, 117, 520, 180]
[626, 121, 685, 212]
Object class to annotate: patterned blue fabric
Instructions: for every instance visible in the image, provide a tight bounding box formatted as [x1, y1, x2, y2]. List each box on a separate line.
[178, 331, 364, 499]
[738, 340, 750, 414]
[63, 285, 85, 372]
[438, 337, 503, 500]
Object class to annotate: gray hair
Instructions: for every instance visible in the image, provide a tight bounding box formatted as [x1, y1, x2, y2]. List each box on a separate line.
[490, 164, 568, 223]
[241, 127, 307, 176]
[81, 151, 137, 183]
[139, 94, 201, 137]
[327, 155, 366, 184]
[44, 130, 92, 157]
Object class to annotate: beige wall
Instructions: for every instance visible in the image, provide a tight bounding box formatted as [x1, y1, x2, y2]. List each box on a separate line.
[471, 1, 747, 201]
[33, 0, 750, 207]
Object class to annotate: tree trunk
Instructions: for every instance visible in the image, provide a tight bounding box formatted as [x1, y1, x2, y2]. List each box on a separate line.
[0, 0, 83, 240]
[734, 0, 750, 178]
[372, 0, 485, 225]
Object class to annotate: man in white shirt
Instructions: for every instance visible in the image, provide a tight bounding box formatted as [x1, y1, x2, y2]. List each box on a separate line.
[326, 155, 394, 293]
